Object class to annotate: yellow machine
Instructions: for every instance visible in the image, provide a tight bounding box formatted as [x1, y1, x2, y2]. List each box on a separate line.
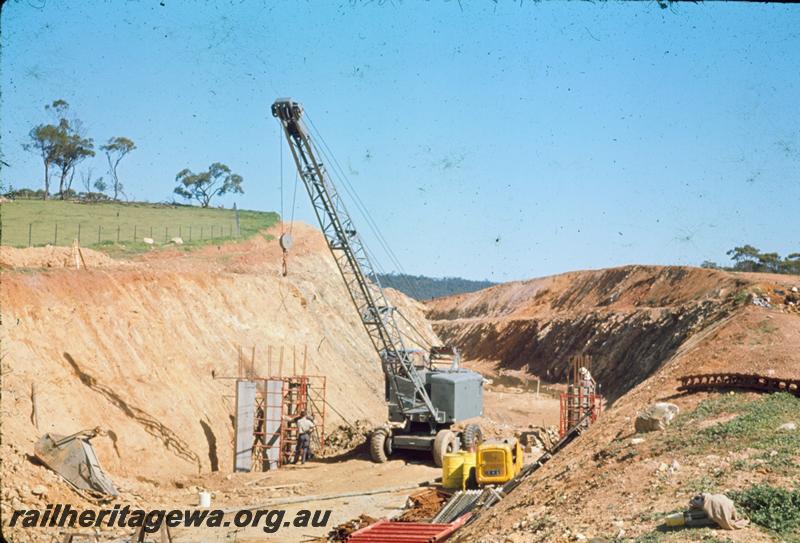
[475, 438, 523, 486]
[441, 438, 524, 488]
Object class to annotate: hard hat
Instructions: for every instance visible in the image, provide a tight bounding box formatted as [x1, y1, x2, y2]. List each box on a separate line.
[579, 367, 588, 375]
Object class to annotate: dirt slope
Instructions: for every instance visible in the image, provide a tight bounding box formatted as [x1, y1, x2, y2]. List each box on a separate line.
[0, 223, 437, 534]
[427, 265, 797, 402]
[426, 266, 800, 542]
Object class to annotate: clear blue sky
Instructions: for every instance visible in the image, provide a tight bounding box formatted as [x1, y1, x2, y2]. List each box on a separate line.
[2, 1, 798, 281]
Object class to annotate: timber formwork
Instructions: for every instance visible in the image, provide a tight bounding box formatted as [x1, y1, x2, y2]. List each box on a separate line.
[231, 346, 327, 471]
[558, 354, 603, 438]
[251, 375, 327, 470]
[559, 390, 602, 438]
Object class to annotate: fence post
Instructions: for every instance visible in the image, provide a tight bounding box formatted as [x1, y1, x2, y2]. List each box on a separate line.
[150, 226, 153, 238]
[28, 223, 32, 247]
[54, 224, 58, 245]
[78, 223, 81, 244]
[117, 225, 120, 243]
[200, 226, 204, 240]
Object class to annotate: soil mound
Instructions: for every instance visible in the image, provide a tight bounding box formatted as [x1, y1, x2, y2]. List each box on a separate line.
[0, 245, 123, 269]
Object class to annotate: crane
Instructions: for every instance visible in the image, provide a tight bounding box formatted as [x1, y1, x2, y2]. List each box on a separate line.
[272, 99, 484, 465]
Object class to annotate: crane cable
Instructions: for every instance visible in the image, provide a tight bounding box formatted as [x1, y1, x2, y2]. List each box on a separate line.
[306, 114, 414, 292]
[278, 127, 290, 276]
[304, 113, 422, 301]
[302, 115, 434, 351]
[395, 309, 435, 351]
[279, 126, 284, 235]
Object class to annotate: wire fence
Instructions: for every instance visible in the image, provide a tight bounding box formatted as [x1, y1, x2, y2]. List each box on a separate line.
[6, 221, 241, 248]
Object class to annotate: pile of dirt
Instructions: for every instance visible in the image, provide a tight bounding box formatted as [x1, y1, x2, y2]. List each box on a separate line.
[395, 488, 450, 522]
[0, 244, 123, 269]
[323, 419, 372, 456]
[519, 426, 559, 452]
[326, 513, 377, 541]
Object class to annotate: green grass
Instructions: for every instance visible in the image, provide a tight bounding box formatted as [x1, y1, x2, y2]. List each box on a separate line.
[0, 200, 279, 253]
[730, 484, 800, 538]
[665, 392, 800, 475]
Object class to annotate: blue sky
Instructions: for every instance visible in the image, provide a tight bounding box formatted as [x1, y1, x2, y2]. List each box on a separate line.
[1, 1, 798, 281]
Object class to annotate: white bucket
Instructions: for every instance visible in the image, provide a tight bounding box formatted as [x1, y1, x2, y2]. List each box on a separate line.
[198, 491, 212, 508]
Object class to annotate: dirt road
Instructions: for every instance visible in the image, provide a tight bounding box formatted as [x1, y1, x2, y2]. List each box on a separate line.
[166, 455, 440, 542]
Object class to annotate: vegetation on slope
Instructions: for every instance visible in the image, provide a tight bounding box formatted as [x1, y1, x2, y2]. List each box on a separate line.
[635, 393, 800, 542]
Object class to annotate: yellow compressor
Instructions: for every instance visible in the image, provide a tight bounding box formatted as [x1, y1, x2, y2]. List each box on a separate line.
[475, 438, 523, 486]
[443, 438, 524, 488]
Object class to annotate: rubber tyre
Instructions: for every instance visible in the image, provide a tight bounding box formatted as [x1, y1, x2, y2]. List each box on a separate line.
[369, 428, 390, 463]
[462, 424, 483, 452]
[432, 429, 457, 467]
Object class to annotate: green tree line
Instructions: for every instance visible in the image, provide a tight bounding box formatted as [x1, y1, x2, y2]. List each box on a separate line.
[14, 99, 242, 208]
[702, 245, 800, 275]
[376, 272, 497, 300]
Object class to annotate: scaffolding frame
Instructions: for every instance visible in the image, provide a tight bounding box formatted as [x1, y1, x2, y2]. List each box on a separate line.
[559, 355, 603, 437]
[243, 375, 327, 470]
[231, 345, 327, 471]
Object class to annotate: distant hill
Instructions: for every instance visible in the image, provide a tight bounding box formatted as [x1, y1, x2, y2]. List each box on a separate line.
[376, 273, 497, 300]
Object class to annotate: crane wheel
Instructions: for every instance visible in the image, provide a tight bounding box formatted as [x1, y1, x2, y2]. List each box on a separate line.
[369, 427, 391, 463]
[432, 429, 457, 467]
[462, 424, 483, 452]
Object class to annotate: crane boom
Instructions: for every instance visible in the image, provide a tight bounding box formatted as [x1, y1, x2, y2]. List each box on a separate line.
[272, 99, 443, 423]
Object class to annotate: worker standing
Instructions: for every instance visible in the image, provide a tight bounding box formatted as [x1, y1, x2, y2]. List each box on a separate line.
[293, 411, 315, 465]
[578, 366, 597, 420]
[578, 367, 596, 395]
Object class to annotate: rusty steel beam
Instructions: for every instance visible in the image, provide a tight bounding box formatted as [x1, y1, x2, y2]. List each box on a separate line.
[677, 373, 800, 397]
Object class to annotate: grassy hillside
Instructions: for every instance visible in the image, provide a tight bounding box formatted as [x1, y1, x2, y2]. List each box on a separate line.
[0, 200, 278, 252]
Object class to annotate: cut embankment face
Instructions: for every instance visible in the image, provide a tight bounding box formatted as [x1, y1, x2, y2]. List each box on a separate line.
[440, 268, 800, 543]
[427, 266, 795, 403]
[0, 225, 437, 499]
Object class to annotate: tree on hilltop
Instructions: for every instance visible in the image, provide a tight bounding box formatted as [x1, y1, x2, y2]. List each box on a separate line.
[174, 162, 243, 208]
[101, 136, 136, 201]
[23, 100, 94, 200]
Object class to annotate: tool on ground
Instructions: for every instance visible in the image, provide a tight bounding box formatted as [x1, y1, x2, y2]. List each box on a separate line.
[666, 493, 750, 530]
[273, 99, 484, 466]
[34, 428, 118, 499]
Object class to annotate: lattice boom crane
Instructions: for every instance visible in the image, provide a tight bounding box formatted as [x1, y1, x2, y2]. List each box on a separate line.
[272, 99, 484, 465]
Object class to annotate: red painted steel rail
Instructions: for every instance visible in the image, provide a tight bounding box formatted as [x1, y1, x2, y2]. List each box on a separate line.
[347, 514, 471, 542]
